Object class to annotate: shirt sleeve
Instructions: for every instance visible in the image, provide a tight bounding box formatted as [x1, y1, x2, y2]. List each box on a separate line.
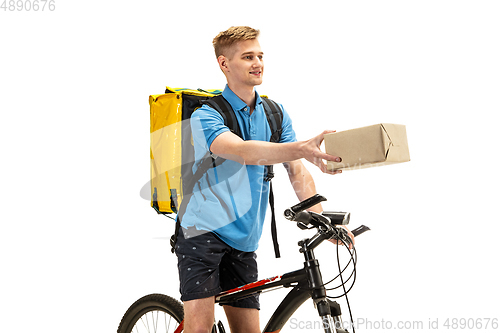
[190, 105, 230, 154]
[277, 103, 297, 143]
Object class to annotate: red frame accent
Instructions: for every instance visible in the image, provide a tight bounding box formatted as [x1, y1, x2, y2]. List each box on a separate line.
[217, 275, 282, 297]
[174, 320, 184, 333]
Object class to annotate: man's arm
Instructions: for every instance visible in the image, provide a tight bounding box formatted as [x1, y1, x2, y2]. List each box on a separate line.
[284, 159, 355, 248]
[210, 130, 342, 174]
[284, 160, 323, 213]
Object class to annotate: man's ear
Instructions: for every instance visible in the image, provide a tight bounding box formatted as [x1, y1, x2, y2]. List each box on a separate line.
[218, 55, 229, 72]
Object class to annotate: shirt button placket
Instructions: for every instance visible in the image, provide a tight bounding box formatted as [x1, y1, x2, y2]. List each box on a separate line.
[250, 116, 256, 137]
[244, 107, 252, 136]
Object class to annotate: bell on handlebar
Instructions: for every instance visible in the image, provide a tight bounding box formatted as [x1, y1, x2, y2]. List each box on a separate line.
[321, 211, 350, 225]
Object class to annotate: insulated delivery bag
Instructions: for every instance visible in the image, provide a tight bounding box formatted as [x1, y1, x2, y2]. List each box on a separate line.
[150, 87, 221, 215]
[149, 86, 284, 257]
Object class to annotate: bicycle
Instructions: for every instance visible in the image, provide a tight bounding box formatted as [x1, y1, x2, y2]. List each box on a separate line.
[117, 194, 370, 333]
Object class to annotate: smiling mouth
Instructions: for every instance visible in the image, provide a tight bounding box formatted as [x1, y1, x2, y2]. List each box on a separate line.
[250, 71, 262, 76]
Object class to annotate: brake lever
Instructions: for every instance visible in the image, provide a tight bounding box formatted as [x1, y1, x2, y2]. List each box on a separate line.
[335, 227, 352, 245]
[291, 211, 331, 231]
[331, 225, 371, 247]
[297, 222, 314, 230]
[351, 225, 371, 237]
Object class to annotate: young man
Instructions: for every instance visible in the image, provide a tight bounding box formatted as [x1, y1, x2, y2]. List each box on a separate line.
[175, 26, 354, 333]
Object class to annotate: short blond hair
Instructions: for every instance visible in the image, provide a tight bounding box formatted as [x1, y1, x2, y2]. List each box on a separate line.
[213, 26, 260, 58]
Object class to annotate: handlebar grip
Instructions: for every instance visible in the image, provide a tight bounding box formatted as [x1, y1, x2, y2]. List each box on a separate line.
[284, 194, 327, 218]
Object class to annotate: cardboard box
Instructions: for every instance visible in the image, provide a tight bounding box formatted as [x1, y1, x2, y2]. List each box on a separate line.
[324, 123, 410, 171]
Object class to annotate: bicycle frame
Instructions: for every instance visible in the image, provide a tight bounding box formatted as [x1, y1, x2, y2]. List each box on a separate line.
[216, 268, 314, 333]
[218, 242, 343, 333]
[175, 226, 349, 333]
[171, 196, 359, 333]
[119, 195, 365, 333]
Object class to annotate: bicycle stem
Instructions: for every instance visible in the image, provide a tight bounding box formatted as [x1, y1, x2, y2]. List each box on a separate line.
[299, 224, 335, 254]
[300, 235, 334, 324]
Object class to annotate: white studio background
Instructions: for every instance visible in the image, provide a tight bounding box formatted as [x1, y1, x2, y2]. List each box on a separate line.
[1, 1, 499, 332]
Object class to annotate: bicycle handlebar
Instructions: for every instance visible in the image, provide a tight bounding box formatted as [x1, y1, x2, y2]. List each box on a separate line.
[284, 195, 349, 227]
[284, 194, 370, 248]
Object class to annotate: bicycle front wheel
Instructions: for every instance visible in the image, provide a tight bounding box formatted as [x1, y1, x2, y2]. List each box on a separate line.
[118, 294, 184, 333]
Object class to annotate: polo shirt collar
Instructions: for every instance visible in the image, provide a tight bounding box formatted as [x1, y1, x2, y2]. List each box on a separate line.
[222, 85, 262, 112]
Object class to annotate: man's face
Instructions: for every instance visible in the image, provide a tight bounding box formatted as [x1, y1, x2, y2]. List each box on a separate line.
[223, 39, 264, 87]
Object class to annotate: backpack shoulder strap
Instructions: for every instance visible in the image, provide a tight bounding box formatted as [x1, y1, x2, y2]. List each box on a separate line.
[261, 97, 283, 143]
[261, 97, 284, 258]
[260, 97, 283, 182]
[202, 95, 242, 139]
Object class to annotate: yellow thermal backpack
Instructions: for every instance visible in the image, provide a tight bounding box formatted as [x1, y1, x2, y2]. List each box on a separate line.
[149, 86, 284, 257]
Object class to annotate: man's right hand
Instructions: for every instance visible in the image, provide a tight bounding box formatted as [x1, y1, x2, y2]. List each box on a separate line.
[301, 130, 342, 175]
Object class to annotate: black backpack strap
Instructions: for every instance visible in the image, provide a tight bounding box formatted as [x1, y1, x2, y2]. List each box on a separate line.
[268, 181, 280, 257]
[261, 97, 283, 182]
[261, 97, 283, 143]
[202, 95, 242, 138]
[171, 151, 221, 253]
[261, 97, 283, 258]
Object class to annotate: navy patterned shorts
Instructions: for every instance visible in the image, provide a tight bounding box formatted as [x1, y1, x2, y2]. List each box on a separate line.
[175, 227, 260, 309]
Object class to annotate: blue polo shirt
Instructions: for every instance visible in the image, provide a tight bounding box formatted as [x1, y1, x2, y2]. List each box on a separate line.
[180, 85, 297, 252]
